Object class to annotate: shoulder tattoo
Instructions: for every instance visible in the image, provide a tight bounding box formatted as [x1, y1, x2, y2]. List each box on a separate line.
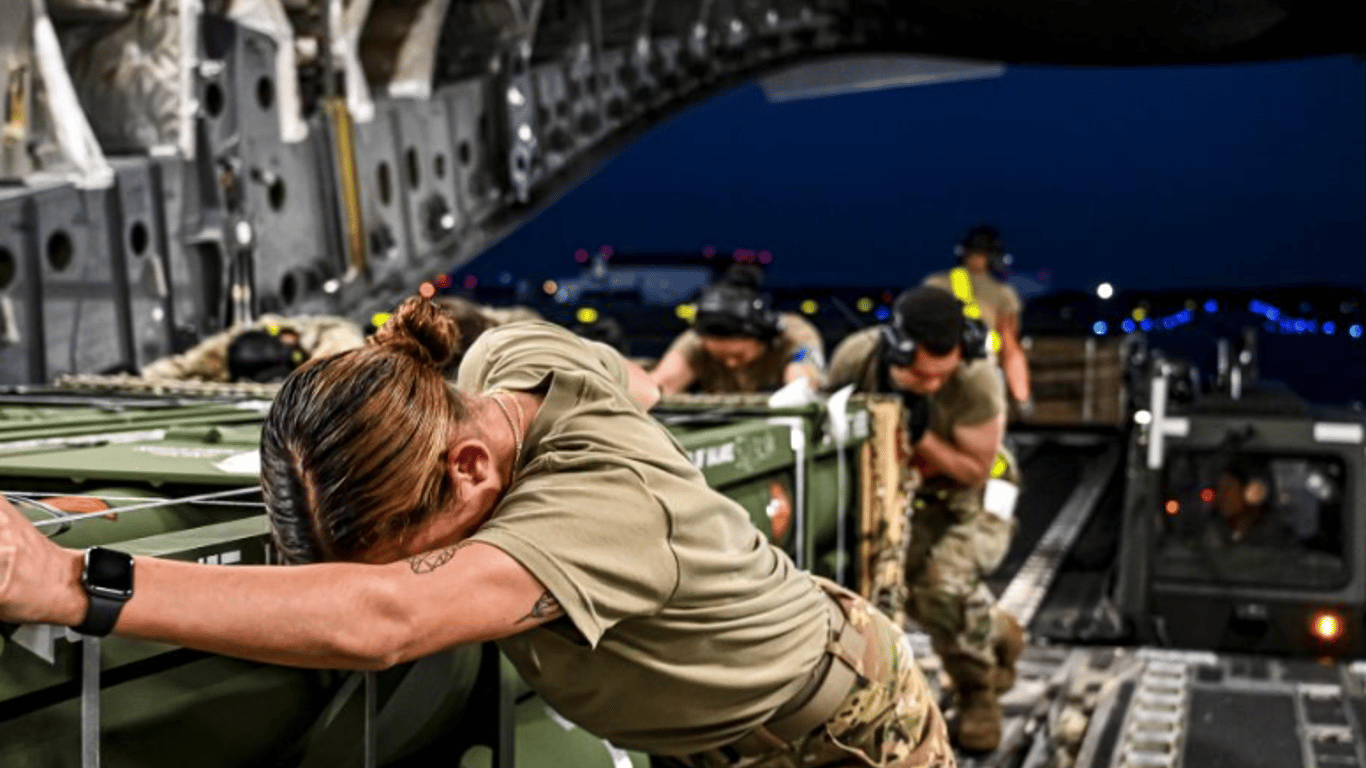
[408, 541, 471, 574]
[518, 590, 565, 624]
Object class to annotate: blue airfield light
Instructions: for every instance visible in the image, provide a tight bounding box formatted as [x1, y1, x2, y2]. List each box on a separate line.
[1352, 324, 1364, 339]
[1324, 321, 1337, 335]
[874, 306, 891, 321]
[1122, 319, 1136, 333]
[1204, 299, 1218, 313]
[1140, 319, 1154, 332]
[1093, 321, 1108, 335]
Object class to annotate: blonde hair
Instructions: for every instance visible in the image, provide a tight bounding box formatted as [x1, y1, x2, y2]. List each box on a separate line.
[261, 296, 471, 562]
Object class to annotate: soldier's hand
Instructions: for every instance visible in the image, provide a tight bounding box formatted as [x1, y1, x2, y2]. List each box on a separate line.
[902, 392, 931, 446]
[0, 495, 82, 626]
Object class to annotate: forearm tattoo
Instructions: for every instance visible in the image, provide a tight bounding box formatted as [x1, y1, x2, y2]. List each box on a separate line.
[408, 542, 471, 574]
[519, 590, 565, 623]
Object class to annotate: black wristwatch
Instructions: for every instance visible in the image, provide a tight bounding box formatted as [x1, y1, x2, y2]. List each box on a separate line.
[73, 547, 135, 637]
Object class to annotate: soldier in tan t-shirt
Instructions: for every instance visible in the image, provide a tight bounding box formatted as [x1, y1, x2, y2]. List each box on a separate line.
[140, 314, 365, 382]
[0, 295, 952, 768]
[652, 265, 826, 395]
[922, 225, 1031, 407]
[827, 286, 1023, 754]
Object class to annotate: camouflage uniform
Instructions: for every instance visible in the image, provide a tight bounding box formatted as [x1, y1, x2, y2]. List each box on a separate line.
[141, 315, 364, 382]
[906, 467, 1017, 685]
[826, 329, 1020, 691]
[659, 580, 955, 768]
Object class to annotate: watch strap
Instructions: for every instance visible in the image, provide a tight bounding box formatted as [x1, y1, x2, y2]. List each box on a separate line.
[73, 592, 127, 637]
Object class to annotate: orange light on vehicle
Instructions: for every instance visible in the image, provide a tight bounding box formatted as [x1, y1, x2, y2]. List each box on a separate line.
[1312, 611, 1343, 642]
[1200, 488, 1216, 504]
[1164, 499, 1180, 515]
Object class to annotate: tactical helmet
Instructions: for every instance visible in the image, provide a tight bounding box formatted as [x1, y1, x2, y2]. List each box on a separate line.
[693, 265, 782, 340]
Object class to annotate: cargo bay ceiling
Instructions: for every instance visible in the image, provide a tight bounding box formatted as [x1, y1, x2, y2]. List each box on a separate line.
[0, 0, 1357, 383]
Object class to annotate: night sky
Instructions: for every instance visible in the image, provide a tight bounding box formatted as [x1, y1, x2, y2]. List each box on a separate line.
[469, 54, 1366, 297]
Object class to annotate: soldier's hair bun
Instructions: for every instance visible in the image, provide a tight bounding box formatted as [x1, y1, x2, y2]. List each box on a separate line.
[373, 295, 464, 370]
[721, 263, 764, 292]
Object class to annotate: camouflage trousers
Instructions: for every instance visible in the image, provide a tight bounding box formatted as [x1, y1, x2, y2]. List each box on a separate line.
[658, 584, 955, 768]
[905, 486, 1016, 687]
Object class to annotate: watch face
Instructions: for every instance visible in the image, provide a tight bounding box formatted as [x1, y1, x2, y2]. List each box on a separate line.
[85, 547, 134, 598]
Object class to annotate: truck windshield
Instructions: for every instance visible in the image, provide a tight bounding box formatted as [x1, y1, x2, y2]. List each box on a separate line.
[1154, 450, 1347, 590]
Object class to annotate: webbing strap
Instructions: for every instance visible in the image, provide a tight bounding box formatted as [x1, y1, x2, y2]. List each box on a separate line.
[949, 267, 1002, 355]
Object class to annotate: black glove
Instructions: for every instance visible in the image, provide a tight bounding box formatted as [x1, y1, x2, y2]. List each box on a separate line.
[902, 392, 930, 446]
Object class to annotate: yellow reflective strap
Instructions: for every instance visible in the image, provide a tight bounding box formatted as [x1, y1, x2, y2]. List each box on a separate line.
[950, 267, 985, 322]
[948, 267, 976, 304]
[989, 330, 1002, 354]
[991, 454, 1009, 479]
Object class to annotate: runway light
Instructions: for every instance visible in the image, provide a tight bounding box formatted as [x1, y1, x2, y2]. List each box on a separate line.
[676, 303, 697, 321]
[1093, 321, 1108, 335]
[758, 250, 773, 264]
[1312, 611, 1343, 642]
[1096, 282, 1114, 300]
[574, 248, 590, 263]
[1132, 308, 1147, 322]
[463, 275, 478, 290]
[702, 244, 717, 258]
[1204, 299, 1218, 313]
[419, 282, 436, 299]
[1351, 325, 1363, 339]
[1324, 321, 1337, 335]
[371, 313, 392, 328]
[1200, 488, 1216, 504]
[576, 307, 599, 324]
[882, 290, 894, 304]
[1134, 410, 1152, 426]
[800, 299, 818, 315]
[874, 306, 891, 321]
[856, 297, 874, 313]
[434, 274, 452, 289]
[1122, 319, 1136, 334]
[1140, 319, 1153, 332]
[1164, 499, 1180, 516]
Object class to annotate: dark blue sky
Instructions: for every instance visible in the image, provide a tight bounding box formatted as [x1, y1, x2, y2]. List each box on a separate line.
[471, 55, 1366, 294]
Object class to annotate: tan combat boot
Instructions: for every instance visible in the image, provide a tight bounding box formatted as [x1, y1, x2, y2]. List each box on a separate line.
[993, 612, 1025, 693]
[955, 683, 1003, 753]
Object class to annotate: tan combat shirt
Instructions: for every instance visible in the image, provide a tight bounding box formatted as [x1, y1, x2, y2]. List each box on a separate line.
[458, 322, 829, 755]
[663, 312, 826, 394]
[826, 326, 1006, 491]
[923, 269, 1022, 336]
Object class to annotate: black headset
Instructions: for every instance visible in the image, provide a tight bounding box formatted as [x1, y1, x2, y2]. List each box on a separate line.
[693, 283, 782, 340]
[954, 225, 1013, 270]
[878, 312, 989, 367]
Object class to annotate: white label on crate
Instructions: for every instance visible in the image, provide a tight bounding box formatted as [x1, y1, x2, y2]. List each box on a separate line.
[214, 450, 261, 475]
[983, 479, 1019, 522]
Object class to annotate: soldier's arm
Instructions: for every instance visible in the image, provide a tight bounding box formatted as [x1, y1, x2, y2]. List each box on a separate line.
[650, 343, 697, 395]
[1, 495, 561, 670]
[625, 358, 663, 410]
[997, 312, 1031, 403]
[913, 413, 1005, 487]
